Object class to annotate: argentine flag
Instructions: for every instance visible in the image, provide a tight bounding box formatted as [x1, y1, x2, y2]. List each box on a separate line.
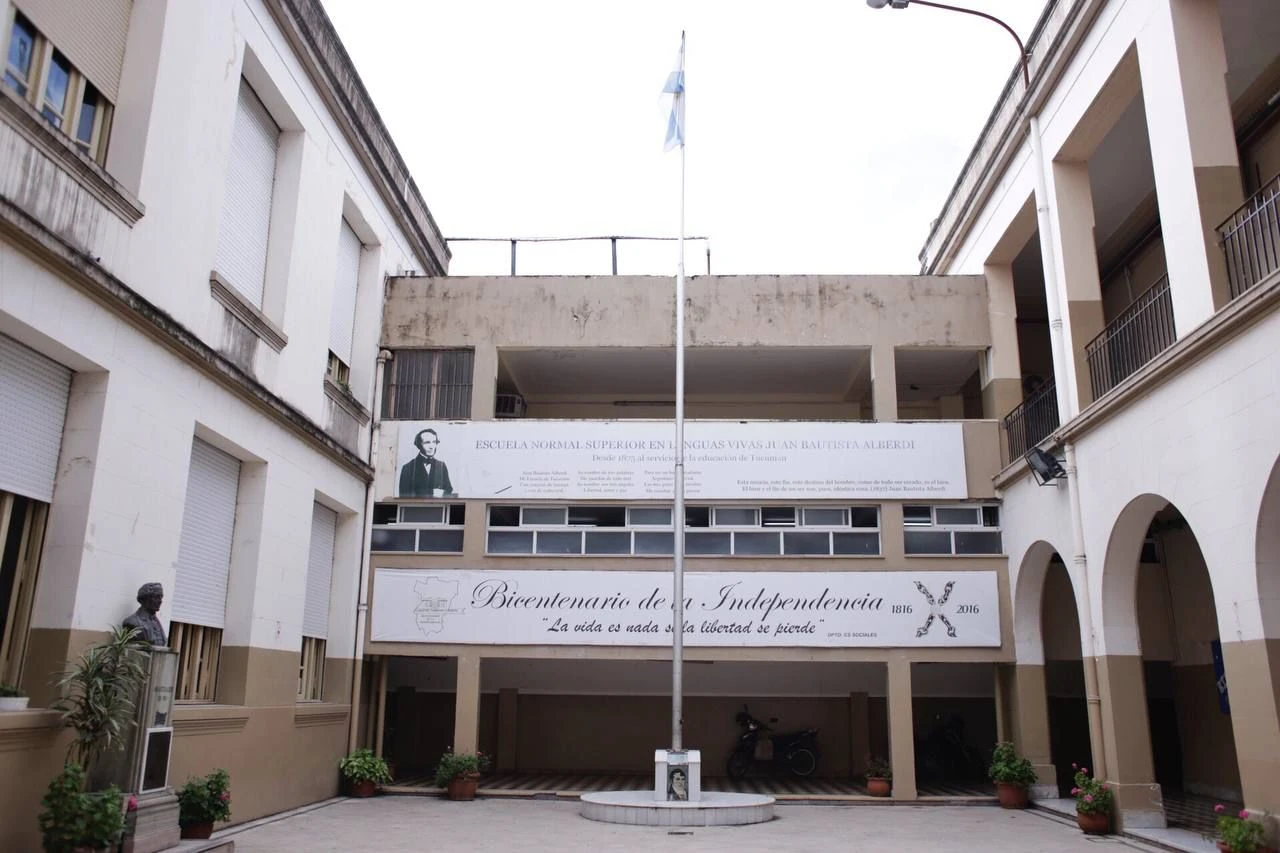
[663, 32, 685, 151]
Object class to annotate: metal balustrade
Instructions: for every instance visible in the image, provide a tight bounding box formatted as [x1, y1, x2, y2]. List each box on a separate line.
[1085, 275, 1176, 400]
[1002, 380, 1059, 461]
[1219, 173, 1280, 299]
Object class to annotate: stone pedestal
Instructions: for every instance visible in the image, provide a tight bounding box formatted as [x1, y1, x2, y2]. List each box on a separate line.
[655, 749, 701, 802]
[123, 789, 181, 853]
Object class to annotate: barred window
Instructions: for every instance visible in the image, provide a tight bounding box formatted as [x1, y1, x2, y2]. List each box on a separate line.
[381, 350, 474, 419]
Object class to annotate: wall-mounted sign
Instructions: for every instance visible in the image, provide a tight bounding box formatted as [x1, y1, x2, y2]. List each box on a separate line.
[371, 569, 1000, 648]
[391, 420, 967, 501]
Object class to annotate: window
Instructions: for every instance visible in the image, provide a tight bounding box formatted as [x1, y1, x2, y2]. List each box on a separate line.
[328, 219, 363, 375]
[298, 636, 325, 702]
[381, 350, 474, 419]
[902, 504, 1002, 555]
[0, 491, 49, 687]
[326, 352, 350, 387]
[485, 504, 881, 557]
[170, 622, 222, 703]
[3, 14, 113, 162]
[214, 79, 280, 309]
[371, 502, 465, 553]
[170, 439, 242, 702]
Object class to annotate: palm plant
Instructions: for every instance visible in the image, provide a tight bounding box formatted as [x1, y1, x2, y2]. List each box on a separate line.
[52, 626, 148, 775]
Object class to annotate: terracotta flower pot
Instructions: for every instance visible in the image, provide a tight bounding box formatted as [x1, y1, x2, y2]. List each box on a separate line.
[348, 779, 377, 798]
[996, 782, 1030, 809]
[180, 821, 214, 839]
[867, 777, 892, 797]
[447, 771, 481, 801]
[1076, 810, 1110, 835]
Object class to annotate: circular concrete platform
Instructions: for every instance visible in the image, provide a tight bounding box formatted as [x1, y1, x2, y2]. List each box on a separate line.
[580, 790, 775, 826]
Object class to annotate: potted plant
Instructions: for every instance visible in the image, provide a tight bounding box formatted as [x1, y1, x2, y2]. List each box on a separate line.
[339, 748, 391, 798]
[988, 741, 1036, 809]
[0, 682, 29, 711]
[434, 749, 490, 801]
[1214, 805, 1276, 853]
[176, 769, 231, 839]
[865, 756, 892, 797]
[37, 763, 126, 853]
[52, 626, 148, 777]
[1070, 763, 1113, 834]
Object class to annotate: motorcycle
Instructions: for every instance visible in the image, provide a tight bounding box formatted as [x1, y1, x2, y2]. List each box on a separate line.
[726, 705, 820, 778]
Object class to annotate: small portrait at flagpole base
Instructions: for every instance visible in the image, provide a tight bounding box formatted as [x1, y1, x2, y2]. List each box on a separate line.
[666, 752, 689, 801]
[397, 424, 459, 498]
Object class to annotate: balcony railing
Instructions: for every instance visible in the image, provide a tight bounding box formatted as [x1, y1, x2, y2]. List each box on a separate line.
[1002, 380, 1059, 461]
[1219, 173, 1280, 299]
[1085, 275, 1176, 400]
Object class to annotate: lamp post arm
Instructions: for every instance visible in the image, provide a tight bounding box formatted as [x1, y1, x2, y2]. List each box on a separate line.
[908, 0, 1030, 87]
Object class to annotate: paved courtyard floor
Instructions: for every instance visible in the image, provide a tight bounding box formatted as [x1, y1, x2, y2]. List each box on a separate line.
[225, 796, 1155, 852]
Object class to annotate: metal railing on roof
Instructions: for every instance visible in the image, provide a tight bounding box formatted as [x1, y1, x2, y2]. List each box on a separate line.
[447, 236, 712, 276]
[1084, 274, 1176, 400]
[1002, 380, 1060, 461]
[1218, 173, 1280, 300]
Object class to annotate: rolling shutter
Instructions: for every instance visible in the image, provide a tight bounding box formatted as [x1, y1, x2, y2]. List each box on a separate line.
[213, 80, 279, 308]
[328, 220, 362, 364]
[171, 439, 240, 629]
[303, 503, 337, 639]
[19, 0, 132, 101]
[0, 334, 70, 502]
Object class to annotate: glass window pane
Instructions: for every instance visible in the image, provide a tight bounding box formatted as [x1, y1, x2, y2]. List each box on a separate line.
[487, 531, 533, 553]
[535, 531, 582, 554]
[568, 506, 626, 527]
[761, 507, 796, 527]
[522, 507, 567, 526]
[982, 506, 1000, 528]
[783, 532, 830, 555]
[954, 531, 1002, 554]
[42, 52, 71, 126]
[629, 507, 672, 526]
[903, 505, 932, 525]
[585, 532, 632, 554]
[400, 506, 445, 524]
[713, 507, 758, 527]
[803, 508, 846, 527]
[5, 16, 35, 94]
[488, 505, 520, 527]
[685, 506, 710, 528]
[935, 507, 981, 526]
[418, 529, 464, 552]
[634, 531, 674, 555]
[76, 83, 99, 146]
[734, 531, 780, 555]
[833, 532, 880, 555]
[448, 504, 467, 525]
[372, 503, 397, 525]
[849, 507, 880, 529]
[904, 530, 952, 555]
[370, 528, 415, 552]
[686, 531, 731, 554]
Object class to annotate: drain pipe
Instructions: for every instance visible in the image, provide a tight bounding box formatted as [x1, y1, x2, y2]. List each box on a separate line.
[1029, 114, 1107, 780]
[348, 348, 392, 753]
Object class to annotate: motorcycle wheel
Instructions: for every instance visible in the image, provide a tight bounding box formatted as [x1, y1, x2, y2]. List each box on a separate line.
[787, 747, 817, 777]
[726, 752, 751, 780]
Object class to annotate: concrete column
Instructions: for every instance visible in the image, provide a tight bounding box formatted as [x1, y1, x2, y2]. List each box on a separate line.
[879, 503, 904, 563]
[453, 652, 482, 754]
[981, 263, 1024, 419]
[1009, 664, 1059, 799]
[470, 345, 498, 419]
[1220, 640, 1280, 839]
[374, 656, 389, 758]
[994, 665, 1011, 744]
[849, 691, 869, 778]
[1137, 0, 1244, 328]
[1095, 654, 1165, 829]
[1044, 161, 1105, 413]
[497, 687, 519, 773]
[871, 345, 897, 422]
[887, 657, 916, 800]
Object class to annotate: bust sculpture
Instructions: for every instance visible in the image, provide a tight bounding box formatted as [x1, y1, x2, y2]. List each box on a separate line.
[122, 582, 168, 646]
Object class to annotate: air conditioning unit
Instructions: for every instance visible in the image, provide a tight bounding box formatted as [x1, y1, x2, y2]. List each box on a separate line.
[494, 393, 527, 418]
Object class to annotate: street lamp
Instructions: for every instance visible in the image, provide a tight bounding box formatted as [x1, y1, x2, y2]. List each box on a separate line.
[865, 0, 1029, 87]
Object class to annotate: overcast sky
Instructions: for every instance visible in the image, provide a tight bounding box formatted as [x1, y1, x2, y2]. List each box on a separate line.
[321, 1, 1044, 276]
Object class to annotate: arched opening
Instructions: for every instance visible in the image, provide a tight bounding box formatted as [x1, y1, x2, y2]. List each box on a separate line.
[1040, 553, 1092, 796]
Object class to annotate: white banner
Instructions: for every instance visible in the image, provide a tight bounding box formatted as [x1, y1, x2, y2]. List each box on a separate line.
[392, 420, 967, 501]
[371, 569, 1000, 648]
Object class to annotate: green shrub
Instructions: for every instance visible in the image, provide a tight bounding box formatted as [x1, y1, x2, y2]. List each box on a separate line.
[176, 769, 231, 826]
[339, 749, 391, 785]
[38, 763, 125, 853]
[988, 741, 1037, 789]
[866, 756, 892, 780]
[433, 750, 490, 788]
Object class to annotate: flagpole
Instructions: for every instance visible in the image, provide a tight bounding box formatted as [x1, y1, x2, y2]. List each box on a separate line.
[672, 126, 686, 754]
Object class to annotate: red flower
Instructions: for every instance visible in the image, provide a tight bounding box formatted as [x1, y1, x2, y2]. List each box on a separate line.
[1071, 788, 1080, 795]
[1084, 794, 1093, 803]
[1080, 767, 1088, 775]
[1071, 763, 1078, 769]
[127, 795, 139, 812]
[220, 792, 230, 801]
[1215, 804, 1226, 814]
[1239, 810, 1249, 819]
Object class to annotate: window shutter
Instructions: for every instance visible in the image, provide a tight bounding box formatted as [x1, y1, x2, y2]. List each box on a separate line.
[303, 503, 337, 639]
[0, 334, 70, 502]
[19, 0, 132, 101]
[214, 80, 280, 308]
[328, 220, 362, 364]
[171, 439, 240, 629]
